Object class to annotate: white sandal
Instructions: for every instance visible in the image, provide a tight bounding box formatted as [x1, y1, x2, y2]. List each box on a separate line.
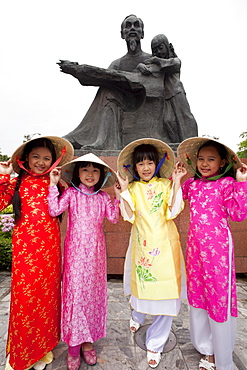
[147, 350, 161, 369]
[199, 356, 216, 370]
[129, 317, 140, 333]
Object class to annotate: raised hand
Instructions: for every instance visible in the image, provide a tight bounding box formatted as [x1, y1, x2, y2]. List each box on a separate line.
[236, 163, 247, 182]
[172, 162, 187, 182]
[116, 171, 129, 192]
[0, 160, 13, 175]
[49, 167, 61, 186]
[113, 179, 121, 200]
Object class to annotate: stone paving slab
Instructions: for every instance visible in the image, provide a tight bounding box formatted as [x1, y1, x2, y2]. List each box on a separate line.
[0, 274, 246, 370]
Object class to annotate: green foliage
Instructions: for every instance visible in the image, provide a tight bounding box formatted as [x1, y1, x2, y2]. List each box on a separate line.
[0, 233, 12, 271]
[0, 208, 14, 270]
[237, 131, 247, 158]
[0, 154, 10, 162]
[150, 192, 164, 214]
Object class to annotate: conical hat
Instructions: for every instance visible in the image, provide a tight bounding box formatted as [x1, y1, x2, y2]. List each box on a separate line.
[117, 138, 175, 182]
[177, 137, 241, 175]
[61, 153, 116, 188]
[11, 136, 74, 174]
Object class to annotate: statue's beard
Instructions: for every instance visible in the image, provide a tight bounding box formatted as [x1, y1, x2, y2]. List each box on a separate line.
[129, 39, 137, 51]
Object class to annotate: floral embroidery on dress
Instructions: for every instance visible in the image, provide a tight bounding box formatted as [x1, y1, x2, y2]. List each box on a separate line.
[146, 188, 156, 200]
[149, 247, 161, 263]
[136, 256, 157, 289]
[150, 192, 164, 214]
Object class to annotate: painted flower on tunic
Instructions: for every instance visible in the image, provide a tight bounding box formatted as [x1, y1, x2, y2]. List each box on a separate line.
[146, 188, 156, 200]
[149, 248, 160, 257]
[136, 256, 157, 289]
[149, 247, 161, 264]
[137, 256, 152, 267]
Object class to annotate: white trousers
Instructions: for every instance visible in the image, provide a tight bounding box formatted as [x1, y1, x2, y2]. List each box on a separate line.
[190, 306, 236, 370]
[132, 310, 173, 353]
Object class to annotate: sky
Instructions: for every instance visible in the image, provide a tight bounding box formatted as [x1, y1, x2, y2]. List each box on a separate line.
[1, 0, 247, 157]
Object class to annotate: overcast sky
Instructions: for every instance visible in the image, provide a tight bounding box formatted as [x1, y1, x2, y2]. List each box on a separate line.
[1, 0, 247, 157]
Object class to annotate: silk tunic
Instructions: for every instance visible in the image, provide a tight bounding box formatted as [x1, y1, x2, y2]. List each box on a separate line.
[182, 177, 247, 322]
[0, 174, 61, 370]
[47, 184, 119, 346]
[121, 177, 184, 306]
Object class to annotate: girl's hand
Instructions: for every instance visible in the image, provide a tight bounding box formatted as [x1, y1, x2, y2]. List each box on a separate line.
[116, 171, 129, 192]
[172, 162, 187, 182]
[113, 179, 121, 200]
[0, 160, 13, 175]
[49, 167, 61, 186]
[236, 163, 247, 182]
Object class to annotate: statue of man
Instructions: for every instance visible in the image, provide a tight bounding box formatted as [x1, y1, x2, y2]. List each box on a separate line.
[109, 14, 151, 72]
[59, 14, 151, 152]
[59, 16, 197, 153]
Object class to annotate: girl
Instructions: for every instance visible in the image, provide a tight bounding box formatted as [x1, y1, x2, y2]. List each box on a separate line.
[116, 138, 186, 369]
[177, 137, 247, 370]
[0, 136, 74, 370]
[47, 153, 120, 370]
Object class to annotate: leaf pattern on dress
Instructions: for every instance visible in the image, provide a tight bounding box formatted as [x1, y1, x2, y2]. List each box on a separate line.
[149, 192, 164, 214]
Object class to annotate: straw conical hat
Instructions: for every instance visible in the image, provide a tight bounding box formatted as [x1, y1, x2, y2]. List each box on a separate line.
[61, 153, 116, 188]
[177, 137, 241, 175]
[117, 138, 175, 182]
[11, 136, 74, 174]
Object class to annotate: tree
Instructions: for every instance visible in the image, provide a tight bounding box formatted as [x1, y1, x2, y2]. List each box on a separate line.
[0, 150, 10, 162]
[237, 131, 247, 158]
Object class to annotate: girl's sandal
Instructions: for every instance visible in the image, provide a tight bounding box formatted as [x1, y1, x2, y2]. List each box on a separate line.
[147, 350, 161, 369]
[81, 347, 97, 366]
[67, 354, 81, 370]
[130, 317, 141, 333]
[199, 356, 216, 370]
[33, 361, 47, 370]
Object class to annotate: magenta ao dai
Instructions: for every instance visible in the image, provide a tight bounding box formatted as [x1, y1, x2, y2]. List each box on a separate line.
[48, 184, 119, 346]
[182, 177, 247, 322]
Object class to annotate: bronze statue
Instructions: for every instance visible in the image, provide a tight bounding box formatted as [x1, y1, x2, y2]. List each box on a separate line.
[136, 34, 198, 144]
[58, 15, 198, 154]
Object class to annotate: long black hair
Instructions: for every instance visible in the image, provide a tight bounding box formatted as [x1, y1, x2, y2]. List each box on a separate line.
[194, 140, 236, 179]
[12, 138, 58, 222]
[132, 144, 160, 180]
[71, 161, 105, 192]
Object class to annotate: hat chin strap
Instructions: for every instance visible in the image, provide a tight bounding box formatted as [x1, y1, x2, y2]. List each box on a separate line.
[67, 171, 112, 195]
[16, 146, 67, 176]
[123, 152, 168, 182]
[196, 162, 233, 181]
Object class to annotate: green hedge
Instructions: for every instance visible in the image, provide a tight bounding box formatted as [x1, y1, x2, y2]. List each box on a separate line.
[0, 206, 13, 271]
[0, 234, 12, 271]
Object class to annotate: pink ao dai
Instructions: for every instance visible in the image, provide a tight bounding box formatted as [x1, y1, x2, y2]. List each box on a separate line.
[48, 184, 119, 346]
[182, 177, 247, 322]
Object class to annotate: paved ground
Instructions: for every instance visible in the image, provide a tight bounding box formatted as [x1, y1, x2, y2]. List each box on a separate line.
[0, 272, 246, 370]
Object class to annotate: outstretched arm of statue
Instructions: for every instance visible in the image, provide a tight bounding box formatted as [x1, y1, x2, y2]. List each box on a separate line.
[57, 60, 79, 74]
